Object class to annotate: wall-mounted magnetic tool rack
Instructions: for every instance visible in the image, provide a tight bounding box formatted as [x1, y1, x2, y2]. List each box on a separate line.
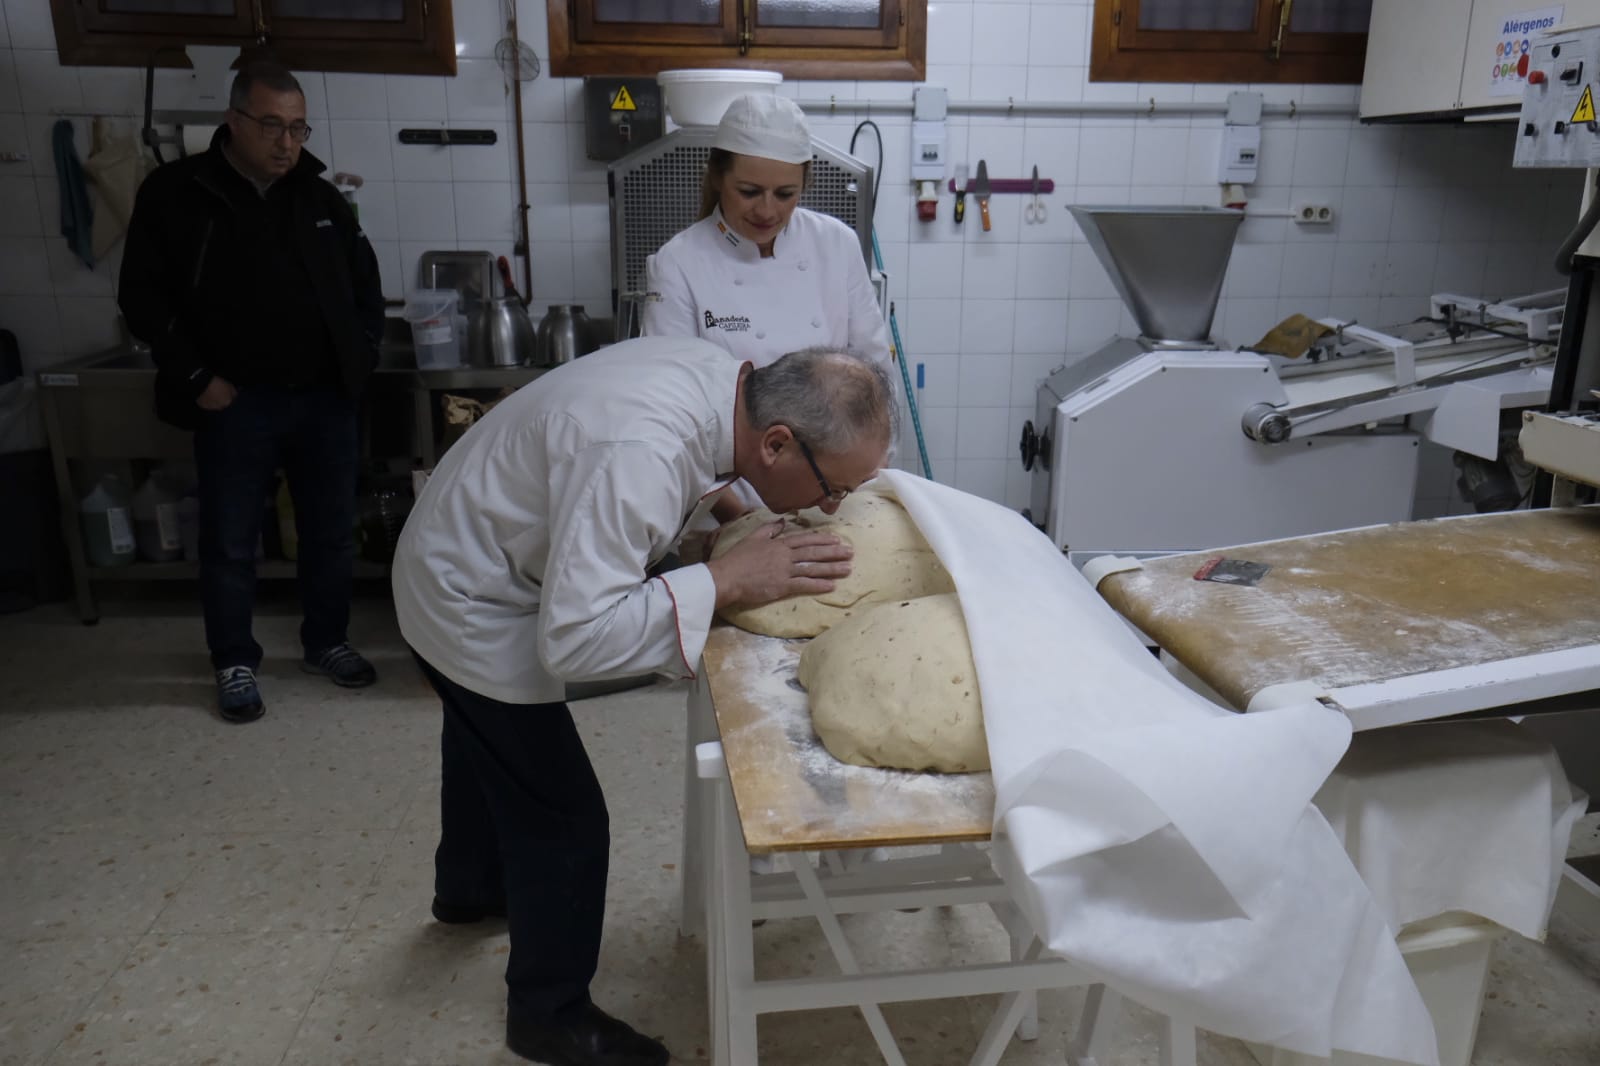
[397, 128, 499, 146]
[947, 176, 1056, 195]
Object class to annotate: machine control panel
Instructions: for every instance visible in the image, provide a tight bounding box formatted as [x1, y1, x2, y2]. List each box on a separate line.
[1520, 410, 1600, 487]
[1515, 26, 1600, 167]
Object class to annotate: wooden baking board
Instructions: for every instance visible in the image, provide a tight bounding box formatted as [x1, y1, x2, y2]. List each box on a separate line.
[1097, 507, 1600, 713]
[702, 625, 994, 854]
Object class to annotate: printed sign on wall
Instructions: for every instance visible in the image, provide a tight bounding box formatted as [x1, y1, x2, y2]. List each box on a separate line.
[1489, 5, 1565, 96]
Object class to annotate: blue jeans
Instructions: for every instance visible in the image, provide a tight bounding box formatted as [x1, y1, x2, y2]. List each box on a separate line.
[193, 385, 358, 671]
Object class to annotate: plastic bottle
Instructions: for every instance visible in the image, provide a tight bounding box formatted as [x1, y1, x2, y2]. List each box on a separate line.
[133, 470, 183, 562]
[79, 473, 136, 568]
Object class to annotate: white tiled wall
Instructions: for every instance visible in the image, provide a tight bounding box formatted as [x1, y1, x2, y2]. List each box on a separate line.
[0, 0, 1583, 507]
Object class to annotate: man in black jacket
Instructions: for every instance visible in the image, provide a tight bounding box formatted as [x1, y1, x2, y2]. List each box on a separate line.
[120, 60, 384, 723]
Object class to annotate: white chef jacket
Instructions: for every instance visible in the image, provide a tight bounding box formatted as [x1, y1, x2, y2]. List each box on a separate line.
[642, 205, 891, 368]
[391, 336, 741, 705]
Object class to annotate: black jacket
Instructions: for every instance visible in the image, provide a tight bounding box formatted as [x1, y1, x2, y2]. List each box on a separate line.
[119, 126, 384, 429]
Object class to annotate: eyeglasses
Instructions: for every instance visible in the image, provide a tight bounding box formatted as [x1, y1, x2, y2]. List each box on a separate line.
[794, 436, 852, 504]
[233, 109, 313, 144]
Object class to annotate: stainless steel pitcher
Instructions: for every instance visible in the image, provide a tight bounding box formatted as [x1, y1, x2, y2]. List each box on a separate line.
[534, 305, 598, 366]
[478, 296, 536, 368]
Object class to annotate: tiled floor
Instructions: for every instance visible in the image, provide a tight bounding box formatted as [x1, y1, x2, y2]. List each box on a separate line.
[2, 592, 1598, 1065]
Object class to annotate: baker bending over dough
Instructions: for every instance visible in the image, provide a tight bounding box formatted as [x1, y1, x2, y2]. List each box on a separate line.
[391, 336, 893, 1066]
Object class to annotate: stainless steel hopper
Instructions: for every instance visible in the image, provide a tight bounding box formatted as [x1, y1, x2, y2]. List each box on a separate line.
[1067, 206, 1244, 344]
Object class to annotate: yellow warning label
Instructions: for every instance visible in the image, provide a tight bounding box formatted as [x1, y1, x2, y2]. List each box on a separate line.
[611, 85, 637, 112]
[1572, 84, 1596, 124]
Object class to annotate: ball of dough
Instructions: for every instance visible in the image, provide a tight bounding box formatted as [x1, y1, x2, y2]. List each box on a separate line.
[710, 486, 955, 638]
[798, 593, 989, 773]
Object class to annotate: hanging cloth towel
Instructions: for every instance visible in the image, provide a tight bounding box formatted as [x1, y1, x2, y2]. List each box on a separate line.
[52, 119, 95, 270]
[83, 118, 153, 260]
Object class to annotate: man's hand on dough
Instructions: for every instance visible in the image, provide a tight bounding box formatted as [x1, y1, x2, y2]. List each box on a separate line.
[707, 520, 853, 610]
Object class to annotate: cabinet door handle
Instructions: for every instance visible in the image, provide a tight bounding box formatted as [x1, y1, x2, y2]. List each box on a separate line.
[1271, 0, 1295, 61]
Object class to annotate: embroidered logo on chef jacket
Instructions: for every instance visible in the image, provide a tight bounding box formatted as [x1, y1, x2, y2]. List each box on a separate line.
[704, 309, 751, 333]
[715, 220, 741, 249]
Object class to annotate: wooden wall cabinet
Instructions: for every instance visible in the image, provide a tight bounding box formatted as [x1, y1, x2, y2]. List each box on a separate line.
[1361, 0, 1600, 120]
[548, 0, 925, 81]
[49, 0, 457, 76]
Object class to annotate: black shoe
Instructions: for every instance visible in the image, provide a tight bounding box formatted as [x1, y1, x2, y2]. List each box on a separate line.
[301, 643, 377, 687]
[216, 666, 265, 724]
[506, 1001, 669, 1066]
[430, 896, 507, 924]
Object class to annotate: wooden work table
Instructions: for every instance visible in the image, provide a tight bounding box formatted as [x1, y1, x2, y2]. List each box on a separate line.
[701, 624, 993, 853]
[1096, 507, 1600, 727]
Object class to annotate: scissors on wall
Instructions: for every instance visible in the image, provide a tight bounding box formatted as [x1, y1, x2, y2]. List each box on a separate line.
[1025, 166, 1047, 225]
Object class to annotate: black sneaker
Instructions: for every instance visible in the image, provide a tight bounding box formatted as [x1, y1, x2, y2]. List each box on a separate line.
[216, 666, 265, 724]
[301, 643, 377, 688]
[506, 1001, 669, 1066]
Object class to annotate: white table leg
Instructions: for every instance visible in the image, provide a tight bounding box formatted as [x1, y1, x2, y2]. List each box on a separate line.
[1001, 903, 1040, 1042]
[680, 676, 717, 937]
[1159, 1017, 1197, 1066]
[705, 820, 728, 1065]
[969, 935, 1044, 1066]
[713, 762, 758, 1064]
[1070, 984, 1123, 1066]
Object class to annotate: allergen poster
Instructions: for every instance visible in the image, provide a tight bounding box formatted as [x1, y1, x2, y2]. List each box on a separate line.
[1488, 6, 1564, 96]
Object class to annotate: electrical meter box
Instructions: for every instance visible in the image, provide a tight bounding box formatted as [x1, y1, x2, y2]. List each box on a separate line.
[585, 78, 664, 162]
[1515, 23, 1600, 168]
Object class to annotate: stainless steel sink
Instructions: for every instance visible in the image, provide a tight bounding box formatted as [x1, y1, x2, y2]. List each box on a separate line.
[79, 349, 156, 371]
[38, 345, 157, 377]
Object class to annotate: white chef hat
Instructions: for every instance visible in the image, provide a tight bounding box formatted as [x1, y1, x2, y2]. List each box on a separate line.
[712, 94, 812, 165]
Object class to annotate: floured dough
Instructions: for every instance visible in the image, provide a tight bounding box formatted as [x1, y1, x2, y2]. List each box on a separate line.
[798, 593, 989, 773]
[710, 486, 956, 637]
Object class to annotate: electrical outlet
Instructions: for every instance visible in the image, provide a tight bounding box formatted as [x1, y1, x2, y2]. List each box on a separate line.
[1293, 201, 1334, 225]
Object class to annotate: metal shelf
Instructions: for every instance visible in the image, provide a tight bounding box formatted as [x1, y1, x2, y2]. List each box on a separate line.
[88, 560, 390, 581]
[36, 345, 530, 623]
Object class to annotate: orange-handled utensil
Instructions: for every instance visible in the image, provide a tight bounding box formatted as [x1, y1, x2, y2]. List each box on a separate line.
[974, 160, 992, 232]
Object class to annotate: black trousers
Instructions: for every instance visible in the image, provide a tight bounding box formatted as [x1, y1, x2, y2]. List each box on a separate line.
[193, 385, 358, 670]
[413, 652, 610, 1019]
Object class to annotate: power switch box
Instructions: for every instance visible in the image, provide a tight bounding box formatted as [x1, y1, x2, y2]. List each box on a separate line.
[1218, 125, 1261, 184]
[584, 77, 664, 162]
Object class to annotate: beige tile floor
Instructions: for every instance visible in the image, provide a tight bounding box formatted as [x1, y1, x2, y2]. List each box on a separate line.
[2, 592, 1598, 1066]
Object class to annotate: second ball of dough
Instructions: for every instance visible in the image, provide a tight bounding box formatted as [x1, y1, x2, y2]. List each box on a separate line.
[798, 593, 989, 774]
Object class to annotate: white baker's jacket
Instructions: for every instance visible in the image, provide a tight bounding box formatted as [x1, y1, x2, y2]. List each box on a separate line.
[391, 336, 741, 704]
[642, 206, 891, 368]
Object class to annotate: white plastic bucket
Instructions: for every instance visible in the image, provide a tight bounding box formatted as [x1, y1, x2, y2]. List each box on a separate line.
[404, 289, 462, 370]
[1245, 915, 1505, 1066]
[658, 69, 783, 128]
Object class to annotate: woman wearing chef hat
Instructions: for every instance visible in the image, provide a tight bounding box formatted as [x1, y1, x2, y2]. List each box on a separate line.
[643, 93, 890, 370]
[643, 93, 893, 520]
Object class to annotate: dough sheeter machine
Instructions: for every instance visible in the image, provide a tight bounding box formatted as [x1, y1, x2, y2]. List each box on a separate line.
[1019, 205, 1560, 565]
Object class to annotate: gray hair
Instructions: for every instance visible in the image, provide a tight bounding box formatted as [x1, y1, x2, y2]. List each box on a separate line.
[229, 61, 303, 111]
[743, 348, 898, 454]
